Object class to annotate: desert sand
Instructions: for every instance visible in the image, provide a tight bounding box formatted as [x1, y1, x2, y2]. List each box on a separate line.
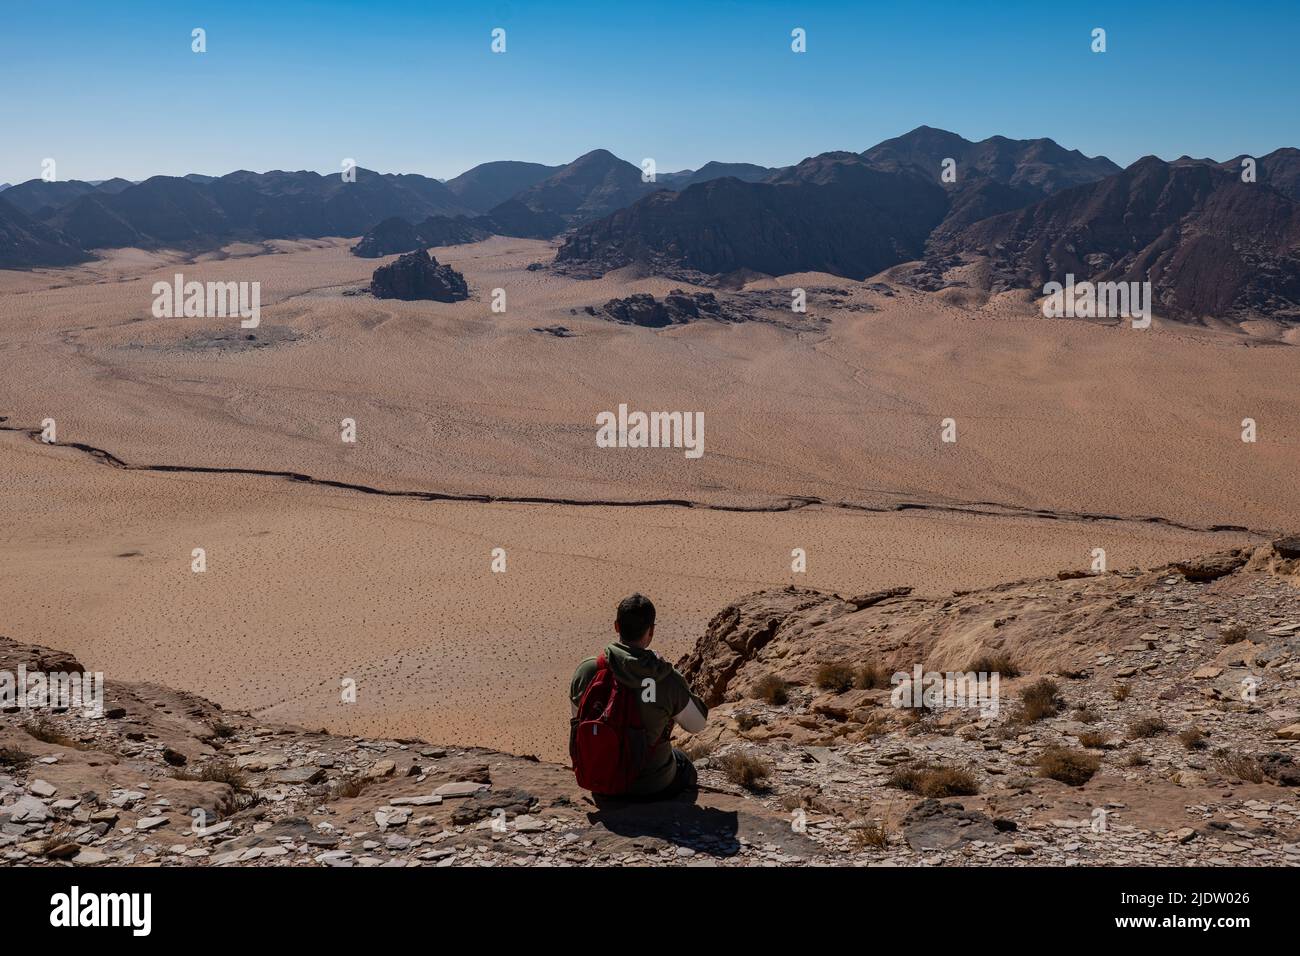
[1, 237, 1295, 760]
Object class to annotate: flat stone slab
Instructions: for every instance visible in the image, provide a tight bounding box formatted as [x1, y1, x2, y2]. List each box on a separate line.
[433, 781, 489, 798]
[390, 794, 443, 806]
[274, 766, 326, 785]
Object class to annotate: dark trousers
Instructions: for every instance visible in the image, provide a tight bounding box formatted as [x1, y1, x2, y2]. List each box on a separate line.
[639, 748, 698, 802]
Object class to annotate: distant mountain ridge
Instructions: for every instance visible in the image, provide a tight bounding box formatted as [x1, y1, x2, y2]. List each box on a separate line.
[0, 197, 92, 268]
[558, 152, 951, 281]
[7, 128, 1300, 323]
[555, 128, 1300, 322]
[932, 152, 1300, 321]
[443, 161, 559, 214]
[556, 127, 1121, 282]
[6, 168, 471, 259]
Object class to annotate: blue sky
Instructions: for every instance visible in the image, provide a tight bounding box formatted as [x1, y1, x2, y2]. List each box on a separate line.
[2, 0, 1297, 184]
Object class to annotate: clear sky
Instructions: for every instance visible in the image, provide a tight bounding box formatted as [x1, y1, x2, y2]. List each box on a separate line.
[2, 0, 1297, 184]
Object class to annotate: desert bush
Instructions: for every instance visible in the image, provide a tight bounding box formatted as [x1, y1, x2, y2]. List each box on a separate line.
[854, 662, 890, 690]
[887, 763, 979, 798]
[1178, 726, 1208, 750]
[1112, 684, 1132, 702]
[1072, 706, 1100, 724]
[751, 674, 789, 705]
[0, 746, 33, 770]
[1212, 750, 1265, 784]
[1018, 679, 1062, 722]
[1126, 716, 1167, 739]
[735, 712, 761, 732]
[681, 738, 717, 762]
[718, 751, 772, 791]
[173, 759, 248, 791]
[1036, 747, 1101, 786]
[1077, 730, 1109, 749]
[1122, 751, 1149, 768]
[969, 652, 1021, 678]
[852, 820, 890, 849]
[815, 662, 856, 694]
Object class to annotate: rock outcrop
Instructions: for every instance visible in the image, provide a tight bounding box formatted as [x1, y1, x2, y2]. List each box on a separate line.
[556, 156, 951, 281]
[931, 156, 1300, 322]
[599, 290, 723, 327]
[368, 249, 469, 302]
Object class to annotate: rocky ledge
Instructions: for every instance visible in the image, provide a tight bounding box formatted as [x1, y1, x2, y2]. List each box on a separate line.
[3, 539, 1299, 867]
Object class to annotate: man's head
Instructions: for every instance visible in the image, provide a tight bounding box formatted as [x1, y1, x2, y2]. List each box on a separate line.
[614, 593, 656, 647]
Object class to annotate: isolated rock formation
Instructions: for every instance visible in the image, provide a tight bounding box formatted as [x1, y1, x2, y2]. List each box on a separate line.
[599, 290, 723, 327]
[369, 249, 469, 302]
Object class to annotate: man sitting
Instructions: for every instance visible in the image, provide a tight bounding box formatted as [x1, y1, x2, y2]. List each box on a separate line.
[569, 594, 708, 799]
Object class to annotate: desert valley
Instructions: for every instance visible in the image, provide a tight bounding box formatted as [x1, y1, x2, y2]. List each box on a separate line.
[2, 124, 1299, 873]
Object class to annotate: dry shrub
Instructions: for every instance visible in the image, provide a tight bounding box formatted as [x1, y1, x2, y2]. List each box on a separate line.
[852, 821, 889, 849]
[887, 763, 979, 798]
[1019, 679, 1061, 722]
[173, 759, 248, 792]
[969, 652, 1021, 678]
[1037, 747, 1101, 786]
[1112, 684, 1132, 702]
[1177, 727, 1208, 751]
[0, 746, 33, 770]
[815, 662, 855, 694]
[1073, 706, 1100, 724]
[751, 674, 789, 705]
[1126, 716, 1167, 740]
[1212, 750, 1265, 784]
[1077, 730, 1109, 749]
[718, 751, 772, 791]
[854, 662, 890, 690]
[681, 737, 717, 762]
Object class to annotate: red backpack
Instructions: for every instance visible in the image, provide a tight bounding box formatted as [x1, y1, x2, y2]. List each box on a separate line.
[570, 653, 653, 794]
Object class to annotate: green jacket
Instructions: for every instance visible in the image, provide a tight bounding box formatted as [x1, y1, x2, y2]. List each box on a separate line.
[570, 641, 708, 795]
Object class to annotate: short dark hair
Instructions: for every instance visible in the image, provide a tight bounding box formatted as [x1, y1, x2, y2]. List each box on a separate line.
[616, 593, 656, 643]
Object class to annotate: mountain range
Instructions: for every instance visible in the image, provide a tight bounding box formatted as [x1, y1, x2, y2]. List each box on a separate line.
[558, 128, 1300, 321]
[5, 127, 1299, 321]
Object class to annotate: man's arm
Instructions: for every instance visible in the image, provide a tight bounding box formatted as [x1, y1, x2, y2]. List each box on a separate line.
[670, 670, 708, 733]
